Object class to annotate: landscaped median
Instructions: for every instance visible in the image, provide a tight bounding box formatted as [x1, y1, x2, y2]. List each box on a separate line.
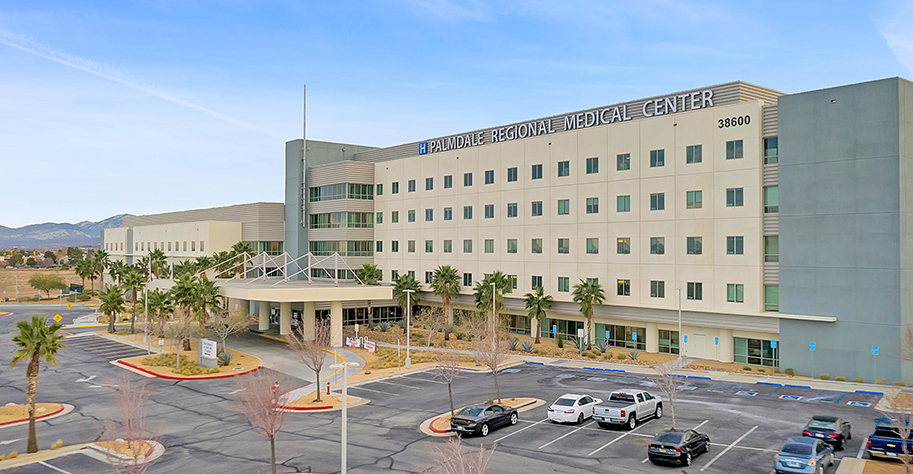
[278, 393, 369, 412]
[0, 403, 74, 428]
[107, 333, 262, 380]
[0, 440, 165, 469]
[420, 397, 546, 437]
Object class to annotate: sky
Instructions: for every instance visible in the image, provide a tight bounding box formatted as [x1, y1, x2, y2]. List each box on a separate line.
[1, 0, 912, 228]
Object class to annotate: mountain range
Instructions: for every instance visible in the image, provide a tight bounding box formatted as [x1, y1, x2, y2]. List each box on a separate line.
[0, 214, 132, 249]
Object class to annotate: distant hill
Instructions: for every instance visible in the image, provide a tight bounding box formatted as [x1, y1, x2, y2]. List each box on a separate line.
[0, 214, 132, 249]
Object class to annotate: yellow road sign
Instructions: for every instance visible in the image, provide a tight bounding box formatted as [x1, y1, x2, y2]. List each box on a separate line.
[66, 303, 72, 310]
[53, 314, 62, 323]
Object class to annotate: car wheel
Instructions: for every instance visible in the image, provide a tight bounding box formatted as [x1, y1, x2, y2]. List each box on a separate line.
[627, 415, 637, 430]
[577, 413, 584, 424]
[480, 424, 490, 437]
[848, 429, 852, 440]
[837, 436, 845, 451]
[655, 404, 662, 419]
[510, 413, 518, 425]
[683, 452, 692, 466]
[817, 464, 824, 474]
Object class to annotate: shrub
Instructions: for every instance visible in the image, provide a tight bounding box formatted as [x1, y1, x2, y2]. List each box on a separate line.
[573, 337, 586, 352]
[0, 454, 4, 460]
[819, 374, 830, 380]
[364, 371, 371, 375]
[521, 341, 534, 353]
[835, 376, 846, 382]
[581, 350, 594, 358]
[629, 350, 639, 361]
[556, 334, 564, 348]
[7, 451, 17, 459]
[742, 366, 752, 371]
[595, 340, 609, 353]
[757, 368, 766, 373]
[143, 353, 178, 367]
[508, 337, 519, 351]
[455, 332, 465, 340]
[586, 351, 597, 359]
[784, 368, 796, 376]
[853, 377, 865, 383]
[617, 353, 627, 360]
[30, 295, 40, 302]
[894, 381, 906, 387]
[773, 367, 781, 374]
[52, 439, 63, 450]
[217, 349, 233, 367]
[876, 380, 885, 385]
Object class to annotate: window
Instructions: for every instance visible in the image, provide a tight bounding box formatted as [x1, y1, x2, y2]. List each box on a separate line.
[687, 282, 702, 300]
[425, 177, 433, 190]
[596, 324, 645, 350]
[617, 195, 631, 212]
[508, 274, 518, 290]
[183, 241, 187, 251]
[531, 164, 542, 179]
[309, 212, 374, 228]
[444, 175, 453, 188]
[507, 167, 517, 182]
[392, 182, 399, 194]
[464, 172, 472, 186]
[727, 236, 744, 255]
[734, 337, 779, 367]
[391, 211, 399, 223]
[531, 201, 543, 217]
[408, 179, 416, 192]
[650, 193, 665, 211]
[558, 161, 570, 177]
[727, 283, 744, 303]
[308, 183, 375, 201]
[167, 242, 171, 251]
[586, 157, 598, 174]
[463, 206, 472, 219]
[408, 240, 415, 253]
[443, 240, 452, 253]
[376, 241, 383, 253]
[586, 197, 599, 214]
[764, 186, 779, 213]
[531, 238, 542, 254]
[765, 236, 779, 262]
[485, 170, 494, 184]
[617, 153, 631, 171]
[686, 190, 702, 209]
[376, 212, 383, 224]
[617, 237, 631, 254]
[200, 241, 204, 252]
[586, 238, 599, 254]
[557, 238, 569, 254]
[425, 209, 433, 221]
[686, 144, 702, 164]
[687, 237, 702, 255]
[408, 271, 415, 279]
[531, 275, 542, 289]
[408, 210, 416, 222]
[443, 207, 452, 220]
[726, 187, 744, 207]
[764, 137, 778, 164]
[558, 199, 570, 215]
[651, 280, 665, 298]
[558, 277, 570, 292]
[463, 240, 473, 253]
[425, 271, 433, 284]
[391, 270, 399, 280]
[658, 329, 679, 354]
[650, 149, 664, 167]
[726, 139, 744, 160]
[650, 237, 664, 255]
[191, 241, 196, 251]
[484, 239, 494, 253]
[425, 240, 433, 253]
[765, 285, 779, 312]
[391, 241, 399, 252]
[507, 203, 518, 218]
[586, 277, 599, 286]
[463, 273, 473, 286]
[376, 183, 383, 196]
[484, 204, 494, 219]
[617, 279, 630, 296]
[507, 239, 518, 253]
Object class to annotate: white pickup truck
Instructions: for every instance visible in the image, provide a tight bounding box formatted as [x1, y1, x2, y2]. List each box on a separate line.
[593, 390, 662, 430]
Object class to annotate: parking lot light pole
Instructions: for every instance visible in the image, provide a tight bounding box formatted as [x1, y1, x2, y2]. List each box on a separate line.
[404, 289, 414, 368]
[677, 287, 682, 367]
[330, 361, 359, 474]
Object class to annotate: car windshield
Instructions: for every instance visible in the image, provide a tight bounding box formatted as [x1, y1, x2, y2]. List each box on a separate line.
[457, 407, 484, 417]
[655, 432, 685, 444]
[781, 444, 813, 456]
[807, 420, 836, 429]
[609, 393, 635, 403]
[554, 398, 575, 406]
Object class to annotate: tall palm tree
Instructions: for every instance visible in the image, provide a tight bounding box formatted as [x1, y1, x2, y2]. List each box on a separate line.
[92, 249, 109, 291]
[148, 248, 167, 278]
[142, 289, 173, 337]
[212, 250, 234, 278]
[430, 265, 461, 326]
[524, 286, 553, 344]
[393, 274, 421, 314]
[107, 259, 126, 285]
[10, 315, 65, 454]
[195, 255, 214, 276]
[75, 258, 93, 290]
[170, 274, 199, 351]
[195, 275, 222, 326]
[572, 279, 605, 349]
[231, 241, 254, 256]
[121, 268, 145, 333]
[99, 285, 126, 334]
[473, 271, 513, 322]
[355, 264, 382, 325]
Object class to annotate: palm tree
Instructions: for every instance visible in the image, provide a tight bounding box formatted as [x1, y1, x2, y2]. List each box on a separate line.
[148, 248, 167, 278]
[195, 275, 222, 326]
[524, 286, 553, 344]
[171, 274, 199, 351]
[92, 249, 109, 291]
[107, 259, 126, 285]
[142, 289, 173, 337]
[121, 268, 145, 333]
[10, 315, 65, 454]
[172, 260, 196, 279]
[212, 250, 234, 278]
[195, 255, 214, 276]
[355, 264, 382, 325]
[100, 285, 126, 334]
[572, 279, 605, 349]
[431, 265, 461, 326]
[473, 271, 512, 322]
[232, 241, 253, 256]
[393, 274, 421, 314]
[75, 258, 93, 290]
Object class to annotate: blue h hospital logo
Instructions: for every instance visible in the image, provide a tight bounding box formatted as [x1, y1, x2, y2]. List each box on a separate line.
[419, 142, 428, 155]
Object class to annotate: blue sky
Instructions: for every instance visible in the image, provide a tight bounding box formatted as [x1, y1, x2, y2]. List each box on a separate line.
[1, 0, 911, 228]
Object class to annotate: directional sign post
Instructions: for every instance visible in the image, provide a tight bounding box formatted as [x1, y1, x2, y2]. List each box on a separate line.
[53, 314, 62, 323]
[873, 345, 879, 382]
[771, 340, 777, 349]
[810, 341, 816, 379]
[67, 303, 72, 310]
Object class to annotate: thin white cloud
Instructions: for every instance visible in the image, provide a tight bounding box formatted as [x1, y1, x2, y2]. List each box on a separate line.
[878, 1, 913, 75]
[0, 27, 280, 138]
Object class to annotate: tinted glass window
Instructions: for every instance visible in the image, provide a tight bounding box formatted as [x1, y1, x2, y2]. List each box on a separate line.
[554, 398, 575, 406]
[655, 432, 685, 444]
[781, 444, 813, 456]
[807, 420, 837, 429]
[609, 393, 635, 403]
[458, 407, 483, 417]
[875, 428, 903, 439]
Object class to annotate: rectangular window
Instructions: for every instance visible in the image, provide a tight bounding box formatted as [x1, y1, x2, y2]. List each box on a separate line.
[687, 282, 702, 300]
[531, 201, 543, 217]
[764, 186, 779, 213]
[425, 209, 433, 221]
[508, 274, 518, 290]
[484, 239, 494, 253]
[558, 277, 570, 292]
[200, 241, 204, 252]
[376, 184, 383, 196]
[168, 242, 172, 251]
[376, 212, 383, 224]
[391, 211, 399, 223]
[557, 238, 570, 254]
[507, 239, 518, 254]
[764, 137, 778, 164]
[463, 206, 472, 219]
[408, 240, 415, 253]
[558, 199, 570, 215]
[484, 204, 494, 219]
[726, 187, 744, 207]
[586, 238, 599, 254]
[617, 279, 630, 296]
[586, 157, 599, 174]
[425, 240, 433, 253]
[463, 273, 473, 286]
[531, 275, 542, 289]
[425, 177, 433, 190]
[617, 195, 631, 212]
[727, 236, 744, 255]
[507, 167, 518, 182]
[558, 160, 570, 177]
[651, 280, 665, 298]
[765, 285, 779, 312]
[444, 175, 453, 188]
[531, 238, 542, 254]
[485, 170, 494, 184]
[765, 236, 779, 262]
[687, 236, 703, 255]
[408, 271, 415, 279]
[507, 203, 518, 218]
[727, 283, 745, 303]
[408, 179, 416, 192]
[586, 197, 599, 214]
[425, 271, 433, 284]
[686, 190, 702, 209]
[686, 144, 702, 164]
[734, 337, 779, 367]
[650, 237, 665, 255]
[408, 210, 416, 222]
[531, 164, 543, 179]
[586, 277, 599, 286]
[658, 329, 679, 354]
[650, 193, 665, 211]
[391, 241, 399, 253]
[726, 139, 744, 160]
[617, 237, 630, 254]
[617, 153, 631, 171]
[443, 240, 452, 253]
[376, 241, 383, 253]
[183, 241, 187, 251]
[392, 182, 399, 194]
[391, 270, 399, 280]
[464, 172, 472, 187]
[191, 241, 196, 251]
[463, 240, 473, 253]
[650, 149, 664, 167]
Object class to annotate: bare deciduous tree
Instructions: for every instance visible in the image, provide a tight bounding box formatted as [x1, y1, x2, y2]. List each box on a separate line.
[875, 391, 913, 473]
[163, 311, 197, 369]
[100, 377, 156, 474]
[234, 369, 288, 474]
[426, 435, 496, 474]
[433, 351, 464, 417]
[416, 306, 448, 350]
[471, 323, 509, 403]
[650, 361, 681, 430]
[208, 308, 250, 353]
[287, 318, 332, 402]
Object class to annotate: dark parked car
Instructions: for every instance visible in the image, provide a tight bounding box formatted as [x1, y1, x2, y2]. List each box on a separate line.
[774, 436, 834, 474]
[449, 403, 518, 437]
[802, 415, 852, 450]
[647, 429, 710, 466]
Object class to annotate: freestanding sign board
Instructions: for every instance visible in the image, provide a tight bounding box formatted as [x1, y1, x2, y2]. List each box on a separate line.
[346, 337, 361, 348]
[364, 339, 376, 352]
[199, 338, 218, 368]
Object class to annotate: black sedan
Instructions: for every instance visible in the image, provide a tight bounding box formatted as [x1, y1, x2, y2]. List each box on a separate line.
[802, 415, 852, 450]
[449, 403, 519, 437]
[648, 429, 710, 466]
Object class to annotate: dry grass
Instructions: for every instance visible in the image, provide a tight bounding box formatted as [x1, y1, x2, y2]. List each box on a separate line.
[0, 403, 63, 424]
[864, 459, 911, 473]
[111, 333, 261, 378]
[0, 268, 84, 302]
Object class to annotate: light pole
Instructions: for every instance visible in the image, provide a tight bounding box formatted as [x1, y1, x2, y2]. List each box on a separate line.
[677, 287, 682, 366]
[490, 282, 497, 348]
[330, 361, 359, 474]
[404, 289, 414, 368]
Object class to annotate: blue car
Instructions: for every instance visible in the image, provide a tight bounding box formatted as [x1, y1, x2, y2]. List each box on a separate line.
[774, 436, 834, 474]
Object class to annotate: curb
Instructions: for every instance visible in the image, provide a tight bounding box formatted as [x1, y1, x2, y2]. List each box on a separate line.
[0, 403, 71, 427]
[116, 360, 261, 380]
[279, 396, 370, 413]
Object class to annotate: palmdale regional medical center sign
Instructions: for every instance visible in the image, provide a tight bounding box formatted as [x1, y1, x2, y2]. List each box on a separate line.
[419, 90, 715, 155]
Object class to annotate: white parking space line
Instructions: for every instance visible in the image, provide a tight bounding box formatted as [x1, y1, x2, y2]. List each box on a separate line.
[539, 420, 595, 450]
[373, 379, 426, 389]
[857, 438, 868, 458]
[494, 418, 549, 443]
[347, 386, 401, 396]
[400, 374, 447, 384]
[699, 425, 758, 472]
[588, 426, 642, 457]
[39, 461, 74, 474]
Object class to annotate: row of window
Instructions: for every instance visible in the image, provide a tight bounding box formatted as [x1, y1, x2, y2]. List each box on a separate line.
[309, 212, 374, 229]
[128, 241, 204, 253]
[309, 183, 374, 202]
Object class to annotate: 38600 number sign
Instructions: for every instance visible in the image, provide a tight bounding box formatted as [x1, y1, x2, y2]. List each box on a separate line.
[718, 115, 750, 128]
